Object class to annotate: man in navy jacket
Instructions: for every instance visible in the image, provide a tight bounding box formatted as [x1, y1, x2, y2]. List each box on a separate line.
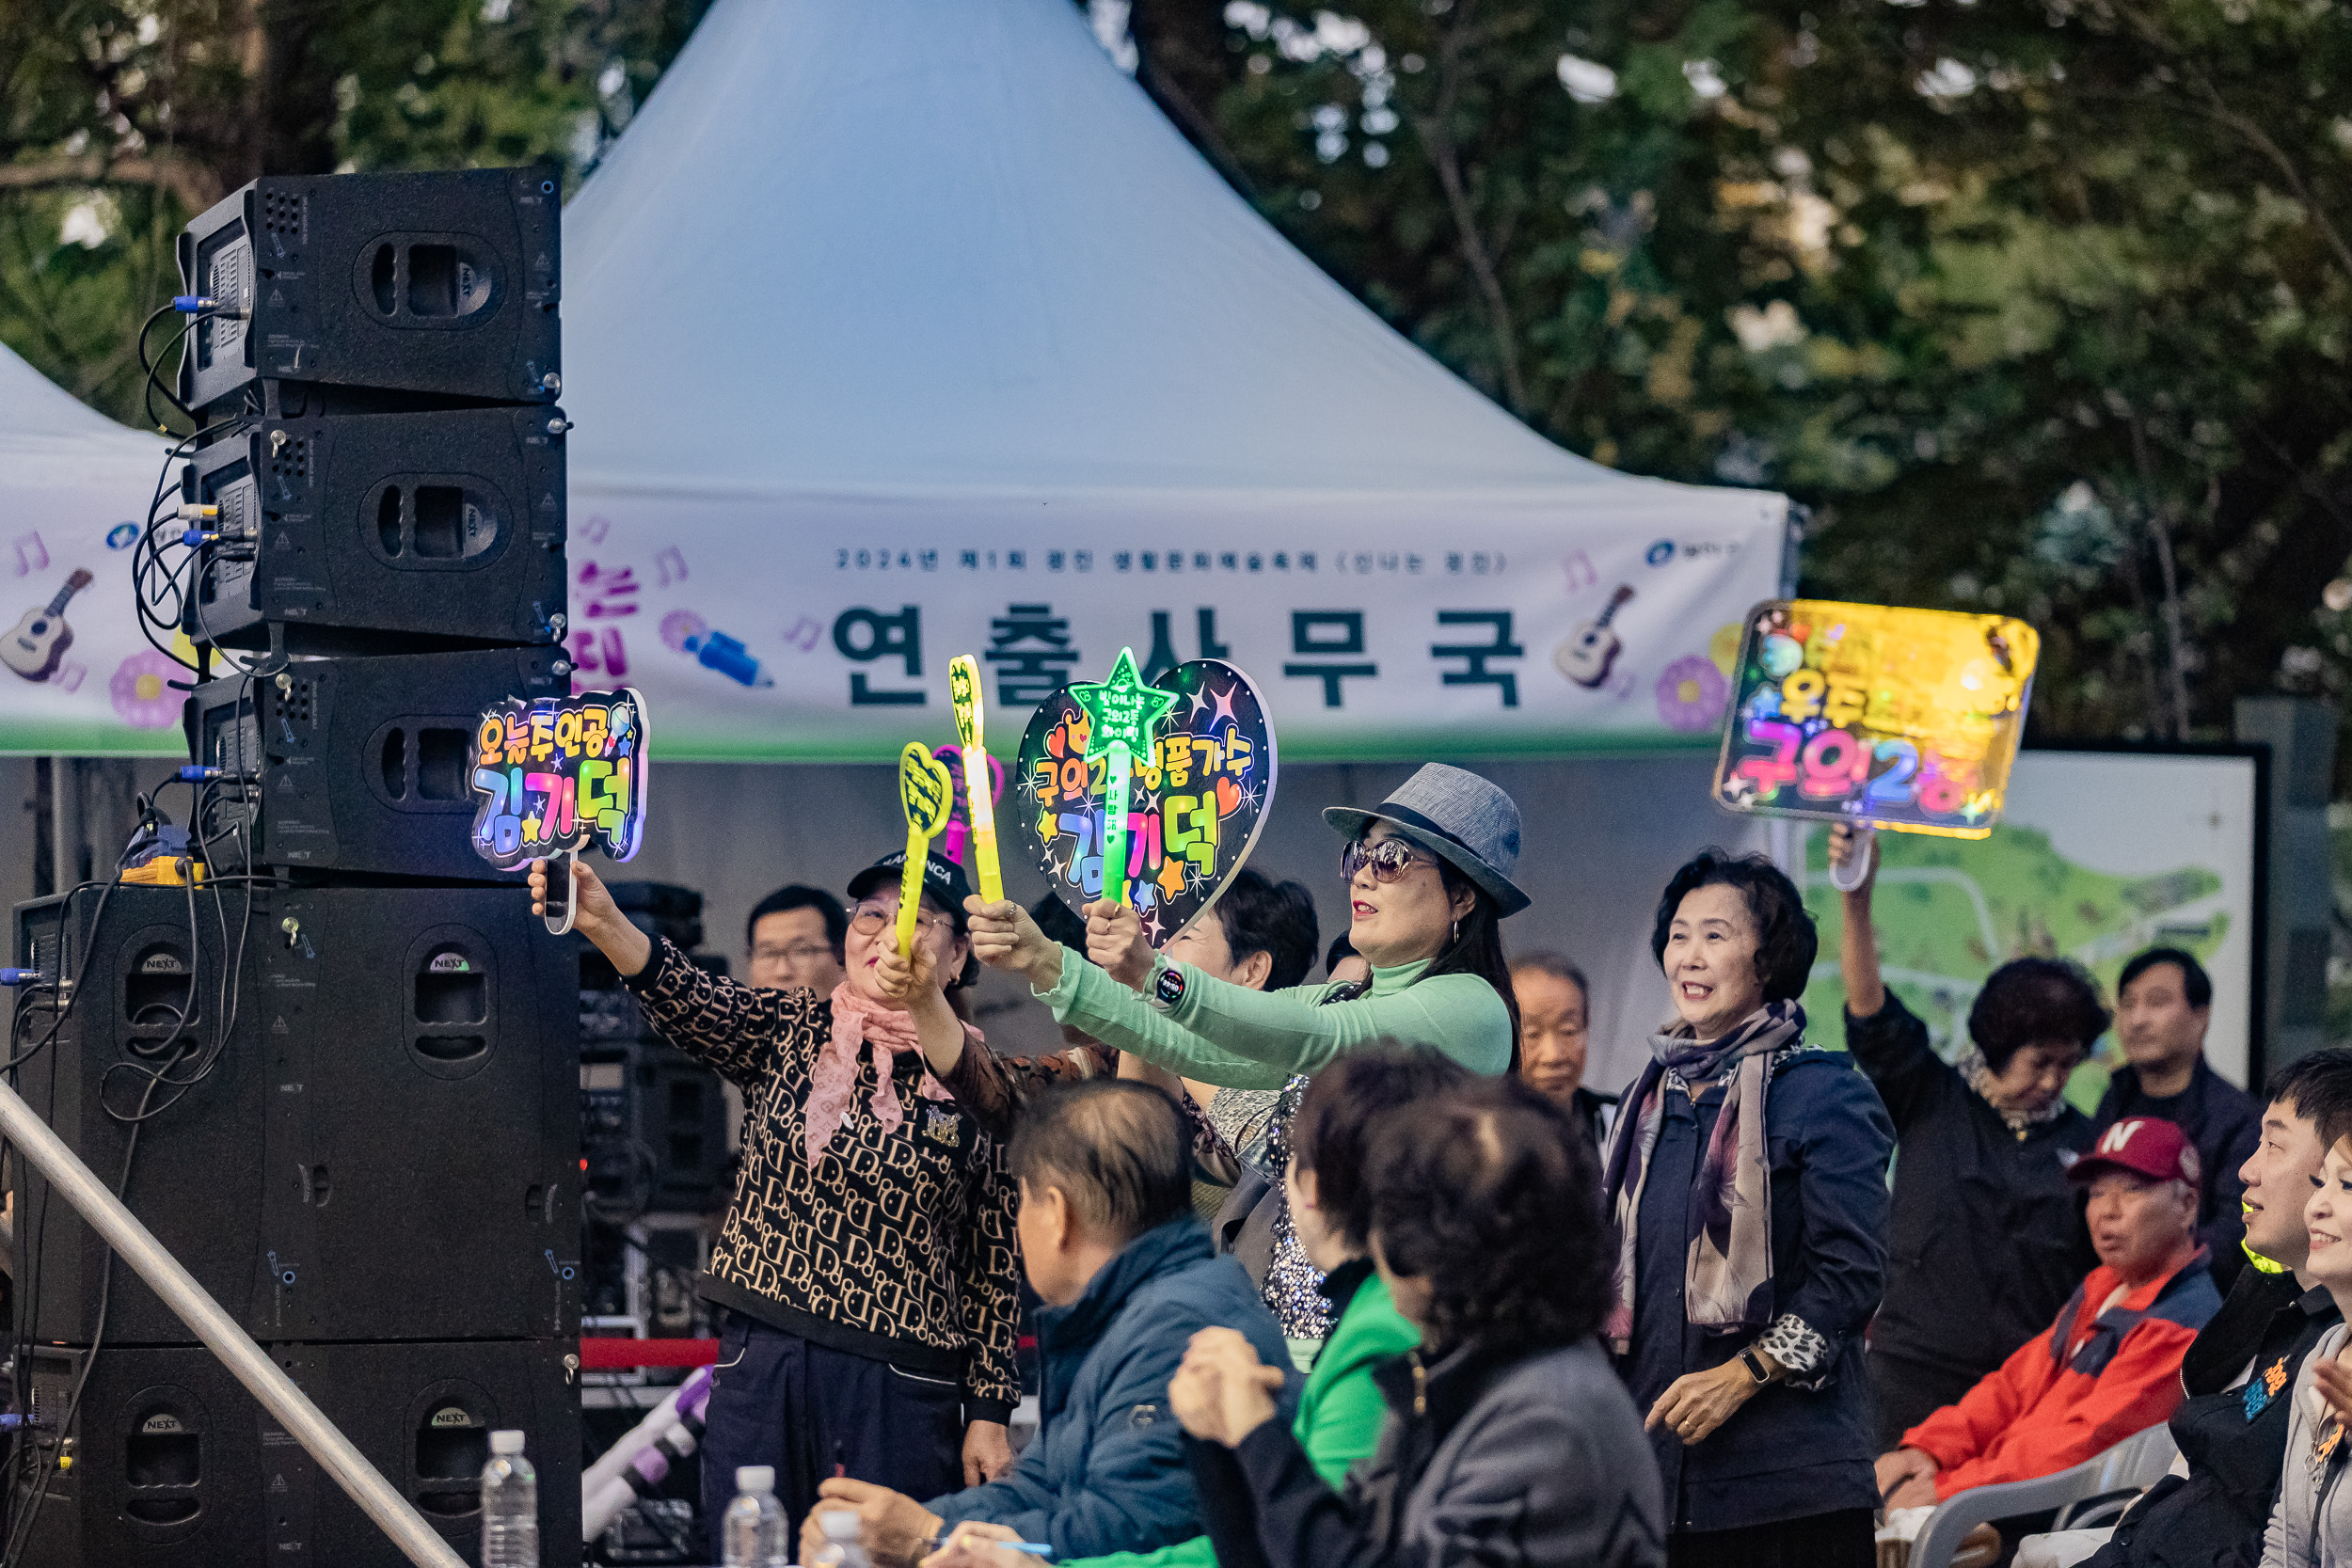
[803, 1079, 1292, 1566]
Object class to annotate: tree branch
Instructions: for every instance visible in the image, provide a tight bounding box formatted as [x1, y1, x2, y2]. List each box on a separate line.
[0, 154, 222, 217]
[2098, 0, 2352, 290]
[1408, 0, 1530, 416]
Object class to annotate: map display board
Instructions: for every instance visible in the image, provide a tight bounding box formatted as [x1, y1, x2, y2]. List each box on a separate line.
[1800, 747, 2261, 1097]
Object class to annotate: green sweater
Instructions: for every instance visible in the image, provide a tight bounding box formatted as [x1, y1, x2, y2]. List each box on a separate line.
[1061, 1268, 1421, 1568]
[1037, 952, 1511, 1089]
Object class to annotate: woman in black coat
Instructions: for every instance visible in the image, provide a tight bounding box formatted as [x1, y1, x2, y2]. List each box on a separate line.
[1828, 824, 2106, 1449]
[1603, 850, 1895, 1568]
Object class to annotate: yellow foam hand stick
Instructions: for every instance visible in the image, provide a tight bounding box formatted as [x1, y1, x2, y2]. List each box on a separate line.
[896, 742, 955, 958]
[949, 657, 1004, 904]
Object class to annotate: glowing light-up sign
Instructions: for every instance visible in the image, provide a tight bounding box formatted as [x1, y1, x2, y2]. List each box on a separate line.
[946, 655, 1004, 904]
[1713, 601, 2037, 838]
[469, 688, 650, 866]
[1017, 658, 1277, 945]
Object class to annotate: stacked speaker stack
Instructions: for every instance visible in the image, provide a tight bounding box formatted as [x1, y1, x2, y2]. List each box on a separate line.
[9, 166, 580, 1566]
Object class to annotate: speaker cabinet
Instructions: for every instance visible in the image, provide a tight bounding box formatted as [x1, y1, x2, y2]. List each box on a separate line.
[18, 1338, 579, 1568]
[183, 405, 567, 654]
[13, 885, 580, 1344]
[176, 166, 561, 416]
[182, 646, 565, 879]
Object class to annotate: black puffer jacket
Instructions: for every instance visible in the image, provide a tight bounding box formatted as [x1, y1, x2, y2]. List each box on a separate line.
[1845, 991, 2097, 1386]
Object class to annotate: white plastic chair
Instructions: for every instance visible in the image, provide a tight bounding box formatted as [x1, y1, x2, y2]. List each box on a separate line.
[1905, 1423, 2179, 1568]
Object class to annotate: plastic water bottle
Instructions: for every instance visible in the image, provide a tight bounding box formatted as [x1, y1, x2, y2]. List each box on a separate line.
[723, 1465, 789, 1568]
[812, 1509, 871, 1568]
[481, 1429, 538, 1568]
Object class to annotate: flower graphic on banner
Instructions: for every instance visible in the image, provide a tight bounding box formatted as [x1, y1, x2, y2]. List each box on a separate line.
[110, 650, 183, 729]
[1656, 655, 1728, 733]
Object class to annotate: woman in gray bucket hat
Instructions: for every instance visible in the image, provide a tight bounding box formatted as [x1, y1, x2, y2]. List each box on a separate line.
[943, 764, 1527, 1345]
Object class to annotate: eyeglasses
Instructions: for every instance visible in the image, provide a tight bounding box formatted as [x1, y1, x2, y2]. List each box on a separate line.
[849, 900, 953, 937]
[753, 942, 835, 965]
[1341, 837, 1438, 884]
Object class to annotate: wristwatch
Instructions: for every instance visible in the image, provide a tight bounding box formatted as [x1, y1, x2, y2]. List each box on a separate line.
[1740, 1348, 1772, 1386]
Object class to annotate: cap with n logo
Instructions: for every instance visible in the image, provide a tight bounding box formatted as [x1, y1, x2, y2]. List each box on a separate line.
[2068, 1116, 2201, 1195]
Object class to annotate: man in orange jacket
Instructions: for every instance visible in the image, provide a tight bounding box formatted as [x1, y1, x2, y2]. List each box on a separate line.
[1876, 1117, 2223, 1508]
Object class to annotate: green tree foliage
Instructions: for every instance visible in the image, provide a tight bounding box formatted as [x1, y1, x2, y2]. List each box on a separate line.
[0, 0, 708, 428]
[7, 0, 2351, 772]
[1127, 0, 2352, 762]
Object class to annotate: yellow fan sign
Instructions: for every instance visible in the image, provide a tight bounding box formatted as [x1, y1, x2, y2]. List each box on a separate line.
[896, 742, 956, 958]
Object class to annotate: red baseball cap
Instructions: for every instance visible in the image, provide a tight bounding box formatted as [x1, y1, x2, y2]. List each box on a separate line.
[2068, 1117, 2201, 1196]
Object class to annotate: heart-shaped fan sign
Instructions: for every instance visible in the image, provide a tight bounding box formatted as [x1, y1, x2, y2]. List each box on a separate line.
[1015, 659, 1278, 947]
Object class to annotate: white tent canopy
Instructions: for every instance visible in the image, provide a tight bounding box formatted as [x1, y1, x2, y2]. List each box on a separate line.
[0, 343, 174, 754]
[567, 0, 1730, 499]
[559, 0, 1786, 759]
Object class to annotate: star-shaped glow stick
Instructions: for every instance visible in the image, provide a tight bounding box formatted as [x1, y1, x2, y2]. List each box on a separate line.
[1068, 647, 1178, 908]
[948, 656, 1005, 904]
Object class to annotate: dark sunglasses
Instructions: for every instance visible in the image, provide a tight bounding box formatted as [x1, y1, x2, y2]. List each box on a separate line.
[1341, 836, 1439, 884]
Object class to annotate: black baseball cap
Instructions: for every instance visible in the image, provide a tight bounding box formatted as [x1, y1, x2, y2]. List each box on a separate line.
[847, 850, 975, 931]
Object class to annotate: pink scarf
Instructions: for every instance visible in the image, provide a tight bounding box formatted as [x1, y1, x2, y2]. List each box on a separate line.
[803, 983, 975, 1165]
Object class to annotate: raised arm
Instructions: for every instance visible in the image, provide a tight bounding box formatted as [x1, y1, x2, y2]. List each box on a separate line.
[1829, 825, 1885, 1018]
[542, 857, 814, 1085]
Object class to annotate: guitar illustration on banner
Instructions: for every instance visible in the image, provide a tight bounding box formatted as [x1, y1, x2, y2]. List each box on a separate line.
[1555, 583, 1635, 688]
[3, 568, 93, 683]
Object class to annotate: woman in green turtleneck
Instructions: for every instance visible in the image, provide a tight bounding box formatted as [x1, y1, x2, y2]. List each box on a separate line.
[954, 764, 1524, 1085]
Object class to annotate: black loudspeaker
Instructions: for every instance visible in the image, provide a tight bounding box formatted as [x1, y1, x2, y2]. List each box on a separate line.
[177, 166, 561, 416]
[580, 994, 729, 1214]
[182, 405, 568, 653]
[14, 884, 580, 1345]
[182, 646, 565, 879]
[18, 1338, 579, 1568]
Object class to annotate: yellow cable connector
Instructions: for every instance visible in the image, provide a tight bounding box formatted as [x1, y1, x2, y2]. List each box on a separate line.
[121, 857, 205, 888]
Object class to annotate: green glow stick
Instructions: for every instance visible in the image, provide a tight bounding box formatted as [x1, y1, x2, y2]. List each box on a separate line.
[948, 656, 1004, 904]
[1068, 647, 1176, 908]
[896, 741, 955, 958]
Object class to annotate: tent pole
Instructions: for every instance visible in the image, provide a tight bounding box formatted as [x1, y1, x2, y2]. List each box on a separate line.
[0, 1076, 466, 1568]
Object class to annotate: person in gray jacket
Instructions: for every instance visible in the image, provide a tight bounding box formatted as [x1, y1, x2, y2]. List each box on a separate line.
[1165, 1074, 1666, 1568]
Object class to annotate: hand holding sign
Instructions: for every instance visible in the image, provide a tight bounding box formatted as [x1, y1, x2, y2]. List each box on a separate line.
[948, 656, 1004, 903]
[1712, 602, 2037, 841]
[897, 742, 956, 958]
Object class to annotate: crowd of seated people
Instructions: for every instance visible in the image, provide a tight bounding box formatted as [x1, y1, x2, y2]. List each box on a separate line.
[549, 762, 2352, 1568]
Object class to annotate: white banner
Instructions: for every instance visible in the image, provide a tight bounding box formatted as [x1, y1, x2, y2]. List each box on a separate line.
[559, 484, 1788, 761]
[0, 475, 1786, 761]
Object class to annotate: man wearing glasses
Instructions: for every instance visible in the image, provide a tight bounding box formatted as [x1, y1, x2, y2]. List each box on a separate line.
[746, 884, 850, 993]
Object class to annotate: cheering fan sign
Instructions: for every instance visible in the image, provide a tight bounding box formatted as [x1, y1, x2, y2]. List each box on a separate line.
[468, 687, 650, 868]
[1016, 658, 1277, 947]
[1713, 601, 2037, 882]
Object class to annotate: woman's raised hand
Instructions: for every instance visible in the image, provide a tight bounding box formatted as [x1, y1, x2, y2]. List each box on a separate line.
[1827, 823, 1877, 897]
[528, 857, 650, 976]
[964, 896, 1062, 991]
[1084, 899, 1154, 991]
[874, 932, 939, 1006]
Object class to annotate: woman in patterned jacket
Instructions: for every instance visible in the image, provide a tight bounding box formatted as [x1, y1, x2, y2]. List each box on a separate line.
[533, 848, 1022, 1560]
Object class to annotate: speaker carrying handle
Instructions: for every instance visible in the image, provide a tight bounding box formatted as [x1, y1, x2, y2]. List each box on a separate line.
[0, 1076, 466, 1568]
